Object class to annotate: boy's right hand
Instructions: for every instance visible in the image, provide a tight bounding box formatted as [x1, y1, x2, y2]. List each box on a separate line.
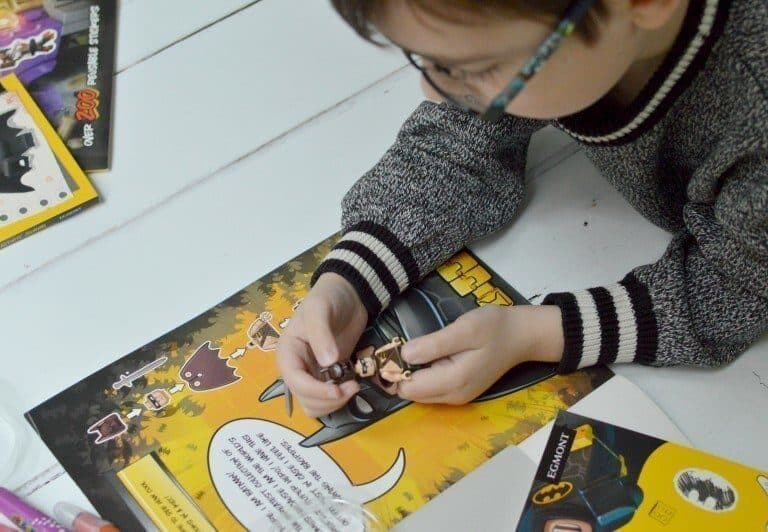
[276, 273, 367, 418]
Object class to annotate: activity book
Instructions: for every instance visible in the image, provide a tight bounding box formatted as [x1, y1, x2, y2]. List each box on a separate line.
[26, 236, 612, 531]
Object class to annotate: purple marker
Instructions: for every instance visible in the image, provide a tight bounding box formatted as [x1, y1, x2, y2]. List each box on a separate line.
[0, 488, 66, 532]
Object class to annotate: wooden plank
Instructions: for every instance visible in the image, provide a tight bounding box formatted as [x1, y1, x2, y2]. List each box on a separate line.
[0, 0, 407, 288]
[116, 0, 258, 71]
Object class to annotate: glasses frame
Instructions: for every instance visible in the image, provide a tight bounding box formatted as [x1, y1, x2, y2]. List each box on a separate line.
[404, 0, 598, 123]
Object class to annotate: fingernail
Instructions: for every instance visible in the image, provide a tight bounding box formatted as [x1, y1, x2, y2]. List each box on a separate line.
[326, 383, 341, 399]
[318, 350, 337, 366]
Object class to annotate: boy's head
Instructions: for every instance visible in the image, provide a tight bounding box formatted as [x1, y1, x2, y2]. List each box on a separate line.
[332, 0, 687, 120]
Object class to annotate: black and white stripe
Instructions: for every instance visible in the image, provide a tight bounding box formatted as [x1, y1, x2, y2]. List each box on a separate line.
[543, 273, 658, 373]
[557, 0, 730, 146]
[311, 221, 419, 320]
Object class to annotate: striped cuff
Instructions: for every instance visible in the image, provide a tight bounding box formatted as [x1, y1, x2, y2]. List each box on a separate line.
[311, 222, 420, 321]
[542, 273, 659, 373]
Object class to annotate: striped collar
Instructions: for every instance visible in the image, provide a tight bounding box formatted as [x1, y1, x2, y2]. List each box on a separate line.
[556, 0, 731, 146]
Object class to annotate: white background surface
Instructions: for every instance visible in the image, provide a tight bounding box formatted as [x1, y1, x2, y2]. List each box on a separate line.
[0, 0, 766, 530]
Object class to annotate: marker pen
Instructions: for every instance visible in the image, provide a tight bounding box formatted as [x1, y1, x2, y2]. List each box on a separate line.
[53, 503, 119, 532]
[0, 488, 66, 532]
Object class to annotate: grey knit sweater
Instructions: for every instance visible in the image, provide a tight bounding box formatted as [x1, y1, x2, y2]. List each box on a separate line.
[313, 0, 768, 373]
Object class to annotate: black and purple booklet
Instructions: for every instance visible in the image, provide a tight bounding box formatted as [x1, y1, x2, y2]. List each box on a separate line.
[0, 0, 116, 171]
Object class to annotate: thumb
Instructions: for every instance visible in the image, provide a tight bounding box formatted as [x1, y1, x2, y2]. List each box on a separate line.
[306, 317, 340, 366]
[401, 320, 469, 365]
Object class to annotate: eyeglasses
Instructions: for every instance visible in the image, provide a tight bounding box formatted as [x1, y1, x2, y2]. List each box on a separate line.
[404, 0, 597, 123]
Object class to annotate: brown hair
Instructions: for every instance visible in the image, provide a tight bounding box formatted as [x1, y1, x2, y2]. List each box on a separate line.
[331, 0, 606, 45]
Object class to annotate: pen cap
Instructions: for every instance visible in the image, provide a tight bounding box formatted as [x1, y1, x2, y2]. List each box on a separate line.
[0, 489, 65, 532]
[53, 503, 118, 532]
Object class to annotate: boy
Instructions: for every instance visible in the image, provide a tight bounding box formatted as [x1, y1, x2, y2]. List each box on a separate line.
[277, 0, 767, 418]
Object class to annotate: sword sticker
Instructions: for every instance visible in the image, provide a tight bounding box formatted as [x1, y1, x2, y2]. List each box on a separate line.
[112, 357, 168, 390]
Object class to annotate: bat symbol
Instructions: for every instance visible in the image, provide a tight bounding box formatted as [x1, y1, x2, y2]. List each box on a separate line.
[532, 481, 573, 505]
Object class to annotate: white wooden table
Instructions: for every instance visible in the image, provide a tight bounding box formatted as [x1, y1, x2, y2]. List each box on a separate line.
[0, 1, 765, 530]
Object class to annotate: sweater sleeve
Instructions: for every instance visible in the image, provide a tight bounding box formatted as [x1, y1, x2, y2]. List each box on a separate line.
[543, 155, 768, 372]
[311, 101, 544, 321]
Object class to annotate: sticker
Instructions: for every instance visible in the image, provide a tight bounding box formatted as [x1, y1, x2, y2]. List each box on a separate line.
[180, 342, 241, 392]
[112, 357, 168, 390]
[143, 389, 172, 411]
[86, 412, 127, 444]
[246, 312, 280, 352]
[674, 468, 737, 512]
[0, 30, 58, 73]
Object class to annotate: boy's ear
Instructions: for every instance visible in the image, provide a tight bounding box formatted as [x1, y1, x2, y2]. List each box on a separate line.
[628, 0, 682, 30]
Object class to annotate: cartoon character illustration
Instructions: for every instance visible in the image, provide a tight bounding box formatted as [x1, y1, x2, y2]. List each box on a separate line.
[179, 341, 241, 392]
[86, 412, 127, 444]
[0, 108, 34, 193]
[0, 30, 56, 70]
[246, 311, 280, 351]
[143, 389, 172, 411]
[260, 272, 558, 446]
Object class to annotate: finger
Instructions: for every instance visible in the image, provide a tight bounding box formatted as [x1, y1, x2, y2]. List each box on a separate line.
[305, 313, 340, 366]
[277, 336, 341, 401]
[297, 380, 360, 418]
[401, 319, 472, 365]
[397, 358, 463, 402]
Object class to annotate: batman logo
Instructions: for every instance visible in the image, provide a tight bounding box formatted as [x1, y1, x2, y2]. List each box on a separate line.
[532, 481, 573, 505]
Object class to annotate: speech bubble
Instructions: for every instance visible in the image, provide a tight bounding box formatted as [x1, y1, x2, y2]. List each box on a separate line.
[209, 419, 404, 531]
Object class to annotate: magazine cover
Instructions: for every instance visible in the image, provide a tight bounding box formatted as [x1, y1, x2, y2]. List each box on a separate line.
[0, 72, 97, 248]
[517, 411, 768, 531]
[27, 238, 613, 531]
[0, 0, 116, 171]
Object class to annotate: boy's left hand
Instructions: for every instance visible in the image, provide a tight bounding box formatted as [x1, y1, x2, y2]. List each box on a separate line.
[397, 304, 564, 405]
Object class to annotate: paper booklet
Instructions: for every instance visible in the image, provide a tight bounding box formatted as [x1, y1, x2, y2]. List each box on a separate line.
[516, 410, 768, 531]
[0, 0, 117, 171]
[26, 236, 613, 531]
[0, 72, 97, 248]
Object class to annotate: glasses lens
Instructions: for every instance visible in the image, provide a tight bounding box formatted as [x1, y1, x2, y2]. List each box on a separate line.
[407, 52, 491, 113]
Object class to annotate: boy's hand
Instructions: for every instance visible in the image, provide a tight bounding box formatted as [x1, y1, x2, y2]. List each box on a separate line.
[276, 273, 367, 418]
[398, 305, 564, 405]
